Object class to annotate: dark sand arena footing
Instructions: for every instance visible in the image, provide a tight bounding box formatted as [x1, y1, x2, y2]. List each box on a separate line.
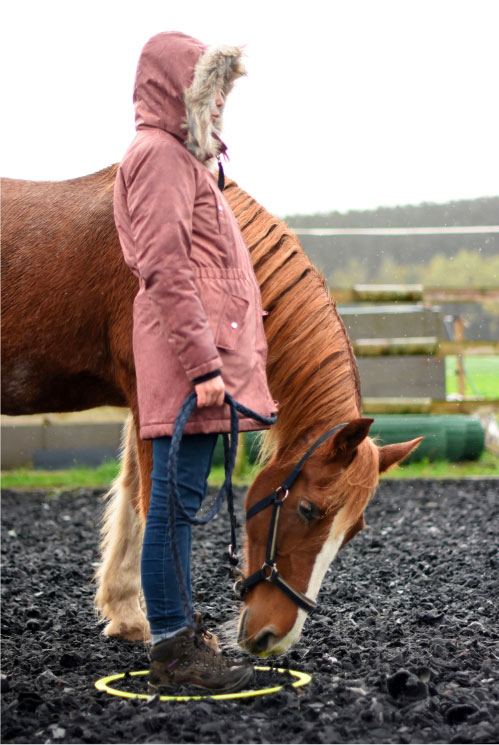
[1, 479, 498, 743]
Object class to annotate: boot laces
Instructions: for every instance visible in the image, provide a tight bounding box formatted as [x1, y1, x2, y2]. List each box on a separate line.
[194, 613, 210, 638]
[187, 621, 235, 671]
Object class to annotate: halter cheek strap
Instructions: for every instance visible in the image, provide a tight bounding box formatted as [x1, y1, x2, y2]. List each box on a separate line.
[236, 421, 349, 613]
[239, 488, 317, 613]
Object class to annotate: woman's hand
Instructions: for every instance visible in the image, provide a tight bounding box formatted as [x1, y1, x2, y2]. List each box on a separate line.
[195, 375, 225, 408]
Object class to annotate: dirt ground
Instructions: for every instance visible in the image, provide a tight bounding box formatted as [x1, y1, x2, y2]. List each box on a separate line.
[1, 479, 498, 744]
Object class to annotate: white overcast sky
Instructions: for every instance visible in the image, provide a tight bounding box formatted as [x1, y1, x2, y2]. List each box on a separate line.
[1, 0, 498, 217]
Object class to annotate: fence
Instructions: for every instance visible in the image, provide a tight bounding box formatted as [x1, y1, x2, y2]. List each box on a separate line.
[333, 284, 499, 415]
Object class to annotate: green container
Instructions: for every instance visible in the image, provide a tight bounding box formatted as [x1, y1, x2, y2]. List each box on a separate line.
[370, 414, 485, 463]
[440, 415, 468, 461]
[462, 418, 486, 460]
[212, 415, 485, 468]
[370, 415, 447, 463]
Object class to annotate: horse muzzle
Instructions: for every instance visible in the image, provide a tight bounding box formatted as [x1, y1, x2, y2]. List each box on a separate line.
[237, 607, 280, 657]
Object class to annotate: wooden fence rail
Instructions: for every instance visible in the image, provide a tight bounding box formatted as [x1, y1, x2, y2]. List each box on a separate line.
[361, 398, 499, 415]
[331, 285, 499, 304]
[353, 338, 499, 356]
[333, 284, 499, 414]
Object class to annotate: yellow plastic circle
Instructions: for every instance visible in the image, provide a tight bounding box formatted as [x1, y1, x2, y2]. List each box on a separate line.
[95, 666, 312, 702]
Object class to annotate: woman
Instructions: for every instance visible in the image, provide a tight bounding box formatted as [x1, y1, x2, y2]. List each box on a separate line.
[113, 31, 276, 693]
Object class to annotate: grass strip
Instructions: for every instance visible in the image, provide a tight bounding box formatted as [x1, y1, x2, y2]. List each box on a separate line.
[445, 355, 499, 398]
[2, 450, 498, 491]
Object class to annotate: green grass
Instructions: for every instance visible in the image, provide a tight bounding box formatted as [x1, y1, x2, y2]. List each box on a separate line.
[0, 461, 259, 491]
[446, 355, 499, 398]
[381, 449, 499, 479]
[2, 450, 498, 492]
[1, 460, 121, 491]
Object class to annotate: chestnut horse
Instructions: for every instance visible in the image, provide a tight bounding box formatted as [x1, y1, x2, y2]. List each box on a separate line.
[1, 166, 420, 656]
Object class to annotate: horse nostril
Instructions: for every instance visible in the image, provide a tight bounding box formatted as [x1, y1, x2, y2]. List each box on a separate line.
[252, 629, 277, 654]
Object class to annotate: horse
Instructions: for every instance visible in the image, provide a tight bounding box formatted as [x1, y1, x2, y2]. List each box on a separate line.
[1, 166, 421, 656]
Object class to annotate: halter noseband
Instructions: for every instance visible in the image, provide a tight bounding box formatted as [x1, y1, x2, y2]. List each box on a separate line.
[234, 421, 349, 613]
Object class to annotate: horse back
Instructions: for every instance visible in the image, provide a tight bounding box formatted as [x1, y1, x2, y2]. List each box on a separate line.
[1, 165, 136, 414]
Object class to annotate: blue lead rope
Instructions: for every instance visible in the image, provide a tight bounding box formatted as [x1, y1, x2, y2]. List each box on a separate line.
[166, 391, 276, 627]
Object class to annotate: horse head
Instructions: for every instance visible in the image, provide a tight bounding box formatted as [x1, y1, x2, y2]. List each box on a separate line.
[238, 421, 421, 656]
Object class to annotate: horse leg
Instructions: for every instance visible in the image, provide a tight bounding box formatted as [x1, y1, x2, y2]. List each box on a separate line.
[94, 412, 152, 641]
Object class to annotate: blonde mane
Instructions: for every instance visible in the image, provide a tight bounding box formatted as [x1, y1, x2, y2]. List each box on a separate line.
[224, 180, 362, 462]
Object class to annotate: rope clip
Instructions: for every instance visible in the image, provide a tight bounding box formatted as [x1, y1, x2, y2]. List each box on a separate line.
[225, 543, 239, 567]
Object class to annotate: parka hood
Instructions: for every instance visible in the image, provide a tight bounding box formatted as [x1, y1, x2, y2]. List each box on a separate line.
[133, 31, 245, 162]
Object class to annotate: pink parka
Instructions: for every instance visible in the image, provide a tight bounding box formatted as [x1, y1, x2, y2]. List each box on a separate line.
[113, 32, 276, 439]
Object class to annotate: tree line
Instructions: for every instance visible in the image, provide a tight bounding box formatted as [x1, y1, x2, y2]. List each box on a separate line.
[284, 196, 499, 288]
[328, 249, 499, 289]
[285, 196, 499, 229]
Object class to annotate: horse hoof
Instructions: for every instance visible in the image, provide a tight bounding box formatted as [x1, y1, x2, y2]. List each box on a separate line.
[103, 619, 151, 643]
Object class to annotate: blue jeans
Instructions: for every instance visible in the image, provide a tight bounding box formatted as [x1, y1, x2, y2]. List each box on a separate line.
[141, 433, 218, 636]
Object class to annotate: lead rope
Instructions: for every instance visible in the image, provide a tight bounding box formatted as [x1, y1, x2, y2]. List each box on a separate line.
[166, 391, 276, 627]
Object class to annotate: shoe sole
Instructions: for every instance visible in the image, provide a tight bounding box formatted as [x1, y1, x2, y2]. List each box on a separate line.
[148, 665, 254, 696]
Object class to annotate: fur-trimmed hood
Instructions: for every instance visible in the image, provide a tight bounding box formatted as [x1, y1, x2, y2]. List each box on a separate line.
[133, 31, 245, 162]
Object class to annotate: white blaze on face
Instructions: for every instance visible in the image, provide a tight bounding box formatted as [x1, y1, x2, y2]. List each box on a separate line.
[270, 510, 346, 655]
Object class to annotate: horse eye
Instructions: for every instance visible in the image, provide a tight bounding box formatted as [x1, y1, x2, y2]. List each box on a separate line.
[298, 499, 322, 522]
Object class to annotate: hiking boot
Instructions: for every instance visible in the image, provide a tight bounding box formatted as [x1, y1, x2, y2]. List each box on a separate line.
[148, 625, 254, 694]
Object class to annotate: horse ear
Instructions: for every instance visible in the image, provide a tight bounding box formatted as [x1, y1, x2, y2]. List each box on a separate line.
[329, 418, 374, 460]
[378, 437, 423, 473]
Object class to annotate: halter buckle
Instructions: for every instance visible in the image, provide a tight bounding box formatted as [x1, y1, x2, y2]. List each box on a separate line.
[274, 487, 289, 505]
[262, 561, 278, 581]
[233, 578, 246, 600]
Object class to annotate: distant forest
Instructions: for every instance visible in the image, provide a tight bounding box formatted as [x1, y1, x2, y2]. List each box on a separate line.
[284, 196, 499, 288]
[285, 196, 499, 229]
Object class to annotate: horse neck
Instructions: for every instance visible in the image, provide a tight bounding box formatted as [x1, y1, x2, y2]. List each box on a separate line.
[224, 181, 361, 459]
[264, 291, 362, 458]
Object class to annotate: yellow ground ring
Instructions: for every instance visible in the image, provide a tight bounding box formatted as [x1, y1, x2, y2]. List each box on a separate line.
[95, 666, 312, 702]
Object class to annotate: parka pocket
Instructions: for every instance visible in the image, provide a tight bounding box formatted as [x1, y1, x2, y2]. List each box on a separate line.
[209, 183, 229, 235]
[215, 293, 250, 351]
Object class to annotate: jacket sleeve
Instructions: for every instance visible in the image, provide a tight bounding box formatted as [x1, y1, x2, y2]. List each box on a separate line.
[124, 139, 223, 382]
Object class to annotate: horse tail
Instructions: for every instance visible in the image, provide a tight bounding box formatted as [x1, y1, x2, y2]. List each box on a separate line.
[94, 414, 150, 641]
